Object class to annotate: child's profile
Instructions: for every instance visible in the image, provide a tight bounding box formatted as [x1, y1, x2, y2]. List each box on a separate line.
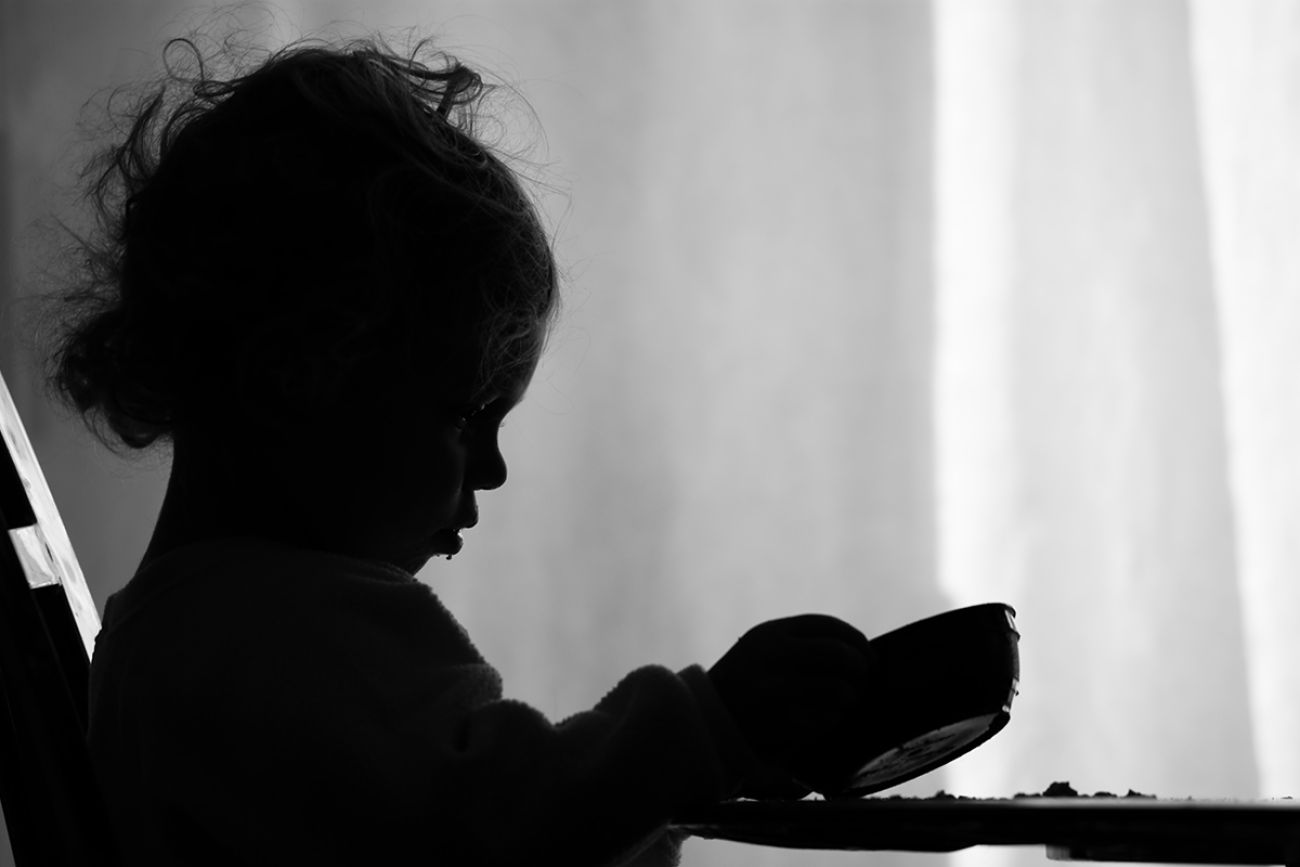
[26, 24, 881, 867]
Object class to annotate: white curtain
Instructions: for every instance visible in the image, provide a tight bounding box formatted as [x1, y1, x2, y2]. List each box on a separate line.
[4, 2, 1299, 867]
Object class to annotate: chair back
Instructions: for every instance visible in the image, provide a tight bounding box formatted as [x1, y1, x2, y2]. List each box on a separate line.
[0, 367, 121, 866]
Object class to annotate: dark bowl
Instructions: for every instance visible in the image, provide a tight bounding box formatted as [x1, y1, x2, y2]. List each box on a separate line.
[798, 602, 1020, 797]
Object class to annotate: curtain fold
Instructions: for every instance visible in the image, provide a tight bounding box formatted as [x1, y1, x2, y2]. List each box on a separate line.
[937, 8, 1263, 867]
[1192, 0, 1300, 802]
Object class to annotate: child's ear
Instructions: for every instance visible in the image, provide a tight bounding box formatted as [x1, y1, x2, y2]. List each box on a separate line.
[236, 336, 345, 418]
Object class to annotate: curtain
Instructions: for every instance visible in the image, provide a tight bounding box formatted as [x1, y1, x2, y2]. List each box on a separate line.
[3, 2, 1298, 867]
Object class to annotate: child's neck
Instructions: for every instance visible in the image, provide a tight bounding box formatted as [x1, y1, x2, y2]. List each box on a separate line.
[138, 451, 248, 574]
[137, 430, 428, 576]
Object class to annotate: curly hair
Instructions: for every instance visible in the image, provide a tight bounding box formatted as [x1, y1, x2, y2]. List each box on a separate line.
[23, 30, 560, 456]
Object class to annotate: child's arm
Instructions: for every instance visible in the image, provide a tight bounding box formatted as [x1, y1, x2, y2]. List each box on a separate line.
[418, 662, 754, 865]
[89, 565, 735, 866]
[92, 558, 874, 867]
[121, 655, 746, 865]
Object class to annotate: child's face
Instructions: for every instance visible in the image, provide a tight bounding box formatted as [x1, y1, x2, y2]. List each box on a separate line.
[384, 378, 527, 571]
[332, 370, 530, 574]
[177, 360, 532, 576]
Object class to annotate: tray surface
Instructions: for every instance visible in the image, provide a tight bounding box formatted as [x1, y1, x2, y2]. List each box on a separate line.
[672, 788, 1300, 864]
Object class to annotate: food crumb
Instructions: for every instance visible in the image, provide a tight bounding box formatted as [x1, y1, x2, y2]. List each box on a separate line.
[1011, 782, 1156, 799]
[869, 782, 1172, 801]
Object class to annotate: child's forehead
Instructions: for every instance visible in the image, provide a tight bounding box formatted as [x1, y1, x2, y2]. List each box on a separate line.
[470, 362, 538, 408]
[416, 346, 537, 403]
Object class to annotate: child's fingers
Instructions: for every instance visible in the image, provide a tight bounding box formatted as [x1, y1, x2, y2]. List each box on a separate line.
[773, 678, 870, 724]
[750, 615, 879, 675]
[771, 637, 877, 684]
[764, 613, 874, 654]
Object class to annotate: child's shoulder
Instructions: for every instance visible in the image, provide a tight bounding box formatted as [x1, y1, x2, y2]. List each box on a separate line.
[113, 534, 413, 613]
[97, 534, 476, 671]
[88, 534, 504, 783]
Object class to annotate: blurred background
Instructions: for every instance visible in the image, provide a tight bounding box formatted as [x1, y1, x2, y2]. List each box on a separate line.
[4, 1, 1300, 866]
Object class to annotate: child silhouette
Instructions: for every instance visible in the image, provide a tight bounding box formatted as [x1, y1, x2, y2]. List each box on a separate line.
[31, 32, 880, 867]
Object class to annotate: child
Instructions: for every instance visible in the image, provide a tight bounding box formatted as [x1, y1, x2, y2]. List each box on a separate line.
[31, 31, 879, 867]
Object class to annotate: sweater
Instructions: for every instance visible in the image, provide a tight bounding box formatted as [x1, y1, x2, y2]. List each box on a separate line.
[86, 535, 756, 866]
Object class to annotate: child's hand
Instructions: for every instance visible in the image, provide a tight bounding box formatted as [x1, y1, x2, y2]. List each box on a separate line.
[709, 614, 879, 798]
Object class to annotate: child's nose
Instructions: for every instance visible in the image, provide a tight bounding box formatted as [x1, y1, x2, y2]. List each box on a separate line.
[469, 441, 507, 491]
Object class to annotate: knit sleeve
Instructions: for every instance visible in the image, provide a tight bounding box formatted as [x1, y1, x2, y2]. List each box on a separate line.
[104, 564, 759, 867]
[420, 663, 757, 866]
[159, 660, 756, 867]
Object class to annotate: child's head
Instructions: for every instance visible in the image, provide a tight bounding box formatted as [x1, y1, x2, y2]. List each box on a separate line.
[25, 33, 561, 570]
[31, 33, 559, 456]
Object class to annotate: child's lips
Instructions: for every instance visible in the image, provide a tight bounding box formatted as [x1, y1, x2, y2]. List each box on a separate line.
[432, 527, 464, 556]
[431, 509, 476, 557]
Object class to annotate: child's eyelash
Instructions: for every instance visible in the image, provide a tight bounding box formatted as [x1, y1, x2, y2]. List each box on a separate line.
[454, 401, 509, 431]
[454, 404, 486, 427]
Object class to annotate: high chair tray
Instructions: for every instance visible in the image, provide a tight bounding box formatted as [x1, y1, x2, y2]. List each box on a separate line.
[671, 797, 1300, 864]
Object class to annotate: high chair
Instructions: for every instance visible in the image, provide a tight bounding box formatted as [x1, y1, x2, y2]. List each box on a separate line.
[0, 366, 121, 866]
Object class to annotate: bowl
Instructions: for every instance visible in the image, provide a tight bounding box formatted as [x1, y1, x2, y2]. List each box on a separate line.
[798, 602, 1020, 797]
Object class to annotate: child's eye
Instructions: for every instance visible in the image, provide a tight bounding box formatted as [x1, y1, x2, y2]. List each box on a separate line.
[449, 393, 514, 434]
[453, 403, 487, 430]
